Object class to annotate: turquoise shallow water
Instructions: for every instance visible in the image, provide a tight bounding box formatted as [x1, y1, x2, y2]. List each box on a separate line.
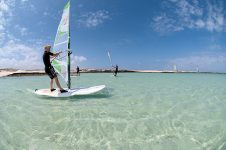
[0, 73, 226, 149]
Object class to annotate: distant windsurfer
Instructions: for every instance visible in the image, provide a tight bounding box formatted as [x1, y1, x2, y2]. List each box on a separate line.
[112, 64, 118, 76]
[43, 45, 67, 93]
[76, 66, 80, 76]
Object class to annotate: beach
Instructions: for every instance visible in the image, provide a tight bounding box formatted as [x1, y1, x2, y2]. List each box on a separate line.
[0, 69, 218, 78]
[0, 69, 45, 77]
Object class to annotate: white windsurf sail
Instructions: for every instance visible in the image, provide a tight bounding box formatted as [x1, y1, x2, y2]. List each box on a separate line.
[173, 64, 177, 72]
[52, 1, 71, 89]
[107, 51, 112, 66]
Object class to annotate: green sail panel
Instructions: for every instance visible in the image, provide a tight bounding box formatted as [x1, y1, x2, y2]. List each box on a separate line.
[52, 1, 70, 85]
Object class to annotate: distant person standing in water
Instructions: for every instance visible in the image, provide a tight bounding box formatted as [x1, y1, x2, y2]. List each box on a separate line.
[76, 66, 80, 76]
[43, 45, 67, 93]
[112, 64, 118, 76]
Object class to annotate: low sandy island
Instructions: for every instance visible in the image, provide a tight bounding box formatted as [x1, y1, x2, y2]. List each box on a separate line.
[0, 69, 128, 77]
[0, 69, 223, 77]
[0, 69, 45, 77]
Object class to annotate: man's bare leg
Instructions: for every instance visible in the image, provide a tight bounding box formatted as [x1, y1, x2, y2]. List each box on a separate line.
[54, 77, 64, 90]
[50, 79, 54, 89]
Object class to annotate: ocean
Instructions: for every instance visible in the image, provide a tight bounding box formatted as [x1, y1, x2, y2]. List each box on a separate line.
[0, 73, 226, 149]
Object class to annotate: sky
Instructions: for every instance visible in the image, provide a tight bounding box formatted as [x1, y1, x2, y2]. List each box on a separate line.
[0, 0, 226, 72]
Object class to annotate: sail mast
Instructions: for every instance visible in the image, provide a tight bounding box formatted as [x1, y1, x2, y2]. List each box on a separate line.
[67, 0, 71, 89]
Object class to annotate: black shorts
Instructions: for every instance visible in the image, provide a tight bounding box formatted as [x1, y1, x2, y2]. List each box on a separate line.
[45, 66, 57, 79]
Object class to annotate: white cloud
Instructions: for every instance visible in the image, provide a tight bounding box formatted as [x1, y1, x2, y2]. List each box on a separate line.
[78, 4, 83, 8]
[195, 19, 205, 28]
[78, 10, 110, 28]
[0, 0, 15, 45]
[0, 39, 88, 70]
[71, 54, 87, 68]
[208, 44, 222, 51]
[152, 14, 184, 34]
[20, 27, 28, 36]
[0, 1, 9, 12]
[0, 24, 4, 30]
[43, 12, 49, 16]
[21, 0, 28, 2]
[14, 25, 28, 36]
[176, 0, 203, 17]
[0, 0, 37, 45]
[0, 40, 43, 69]
[19, 1, 37, 13]
[169, 52, 226, 72]
[152, 0, 226, 34]
[28, 4, 37, 13]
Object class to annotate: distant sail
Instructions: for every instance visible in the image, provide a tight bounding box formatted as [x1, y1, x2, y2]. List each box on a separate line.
[196, 66, 199, 72]
[173, 64, 177, 72]
[107, 51, 112, 65]
[52, 1, 70, 87]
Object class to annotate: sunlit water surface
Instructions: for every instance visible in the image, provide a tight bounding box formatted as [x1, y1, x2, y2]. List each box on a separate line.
[0, 73, 226, 149]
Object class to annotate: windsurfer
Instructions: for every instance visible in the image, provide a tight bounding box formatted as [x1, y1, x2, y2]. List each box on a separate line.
[112, 64, 118, 76]
[43, 45, 67, 93]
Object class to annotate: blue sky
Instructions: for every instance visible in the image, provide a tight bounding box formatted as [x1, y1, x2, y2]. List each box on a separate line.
[0, 0, 226, 72]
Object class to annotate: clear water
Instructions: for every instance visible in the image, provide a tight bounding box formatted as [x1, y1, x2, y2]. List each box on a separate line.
[0, 73, 226, 150]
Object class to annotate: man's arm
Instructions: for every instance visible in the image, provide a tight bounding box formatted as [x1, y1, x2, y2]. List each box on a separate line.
[50, 51, 62, 57]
